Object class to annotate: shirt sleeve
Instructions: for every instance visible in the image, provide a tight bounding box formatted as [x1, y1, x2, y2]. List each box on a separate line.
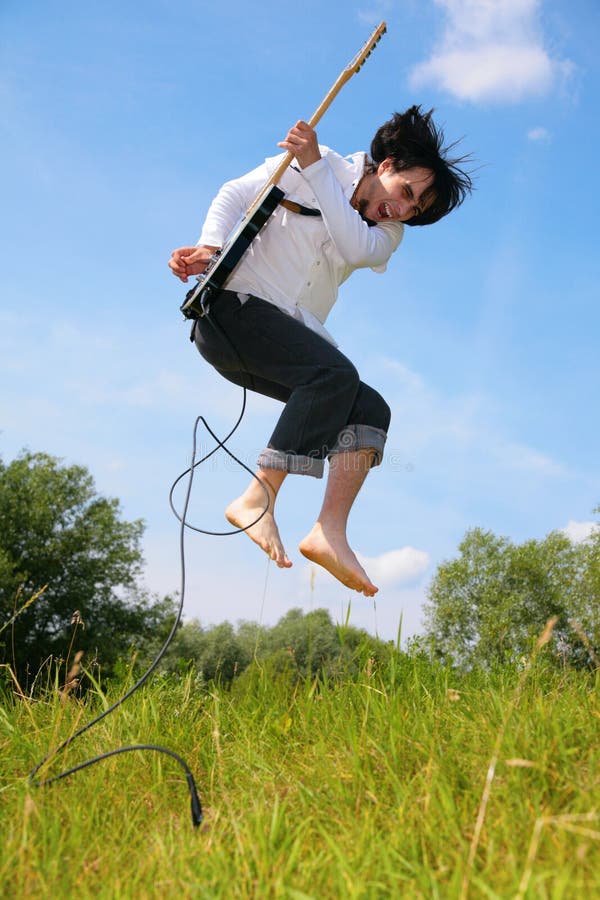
[197, 161, 270, 247]
[300, 157, 404, 269]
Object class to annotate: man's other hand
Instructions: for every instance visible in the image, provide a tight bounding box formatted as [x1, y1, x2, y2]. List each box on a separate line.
[168, 245, 220, 283]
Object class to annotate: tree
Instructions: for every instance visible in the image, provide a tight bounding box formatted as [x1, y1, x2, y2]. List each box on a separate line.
[157, 607, 390, 686]
[153, 619, 252, 682]
[0, 451, 175, 685]
[423, 514, 600, 669]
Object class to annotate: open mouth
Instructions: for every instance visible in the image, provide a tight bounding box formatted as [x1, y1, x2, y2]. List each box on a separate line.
[378, 201, 394, 220]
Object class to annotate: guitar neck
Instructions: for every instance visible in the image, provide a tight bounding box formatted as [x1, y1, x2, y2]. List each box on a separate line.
[246, 21, 386, 218]
[266, 69, 360, 187]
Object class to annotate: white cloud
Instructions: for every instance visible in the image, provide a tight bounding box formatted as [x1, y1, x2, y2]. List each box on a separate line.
[70, 363, 278, 420]
[495, 441, 568, 477]
[379, 356, 490, 462]
[301, 545, 430, 591]
[561, 520, 599, 544]
[119, 369, 195, 408]
[376, 355, 570, 483]
[356, 546, 430, 586]
[527, 125, 551, 141]
[409, 0, 573, 103]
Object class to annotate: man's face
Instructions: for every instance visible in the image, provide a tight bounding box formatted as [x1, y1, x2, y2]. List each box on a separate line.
[357, 160, 435, 224]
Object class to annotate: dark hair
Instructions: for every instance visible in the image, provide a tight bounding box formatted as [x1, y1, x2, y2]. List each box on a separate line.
[370, 105, 473, 226]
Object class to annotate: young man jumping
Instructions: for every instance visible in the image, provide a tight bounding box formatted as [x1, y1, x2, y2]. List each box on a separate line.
[169, 107, 472, 597]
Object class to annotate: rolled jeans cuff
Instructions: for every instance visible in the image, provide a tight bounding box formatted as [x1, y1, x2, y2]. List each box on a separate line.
[257, 448, 325, 479]
[327, 425, 388, 467]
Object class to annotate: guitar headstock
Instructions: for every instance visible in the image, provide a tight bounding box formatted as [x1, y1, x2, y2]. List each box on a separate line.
[347, 21, 387, 75]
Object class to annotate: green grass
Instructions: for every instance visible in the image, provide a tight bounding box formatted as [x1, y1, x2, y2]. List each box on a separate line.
[1, 650, 599, 899]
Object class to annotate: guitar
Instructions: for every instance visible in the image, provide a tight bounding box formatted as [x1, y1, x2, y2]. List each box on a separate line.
[180, 21, 387, 319]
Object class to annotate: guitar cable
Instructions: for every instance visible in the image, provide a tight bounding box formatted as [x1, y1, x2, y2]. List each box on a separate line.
[28, 288, 270, 829]
[27, 17, 388, 814]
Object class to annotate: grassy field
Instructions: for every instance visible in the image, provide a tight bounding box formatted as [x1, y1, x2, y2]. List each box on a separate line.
[1, 645, 599, 899]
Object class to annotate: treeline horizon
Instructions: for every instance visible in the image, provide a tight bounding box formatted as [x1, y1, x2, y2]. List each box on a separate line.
[1, 449, 599, 691]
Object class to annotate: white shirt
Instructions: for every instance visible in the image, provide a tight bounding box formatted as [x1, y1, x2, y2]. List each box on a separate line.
[198, 147, 404, 345]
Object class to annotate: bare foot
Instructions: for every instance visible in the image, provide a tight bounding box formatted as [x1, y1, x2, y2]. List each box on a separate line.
[225, 495, 292, 568]
[299, 523, 378, 596]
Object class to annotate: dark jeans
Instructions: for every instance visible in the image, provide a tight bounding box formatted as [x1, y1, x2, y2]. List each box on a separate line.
[193, 290, 390, 478]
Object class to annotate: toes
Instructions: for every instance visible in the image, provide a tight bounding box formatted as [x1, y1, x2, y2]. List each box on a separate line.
[272, 544, 293, 568]
[270, 545, 282, 565]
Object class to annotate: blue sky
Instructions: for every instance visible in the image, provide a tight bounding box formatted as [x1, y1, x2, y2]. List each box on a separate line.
[1, 0, 599, 641]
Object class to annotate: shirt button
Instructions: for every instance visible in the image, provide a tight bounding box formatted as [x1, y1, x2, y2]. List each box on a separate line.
[316, 261, 321, 266]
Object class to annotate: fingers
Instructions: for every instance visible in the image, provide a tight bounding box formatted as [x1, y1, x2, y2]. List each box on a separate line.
[278, 120, 312, 147]
[168, 247, 193, 282]
[277, 121, 320, 169]
[168, 246, 218, 282]
[292, 119, 312, 134]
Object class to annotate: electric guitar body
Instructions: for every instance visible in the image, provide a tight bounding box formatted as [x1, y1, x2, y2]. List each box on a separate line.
[180, 21, 386, 319]
[181, 185, 284, 317]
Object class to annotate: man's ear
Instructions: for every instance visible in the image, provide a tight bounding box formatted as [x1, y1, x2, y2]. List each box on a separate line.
[377, 157, 395, 176]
